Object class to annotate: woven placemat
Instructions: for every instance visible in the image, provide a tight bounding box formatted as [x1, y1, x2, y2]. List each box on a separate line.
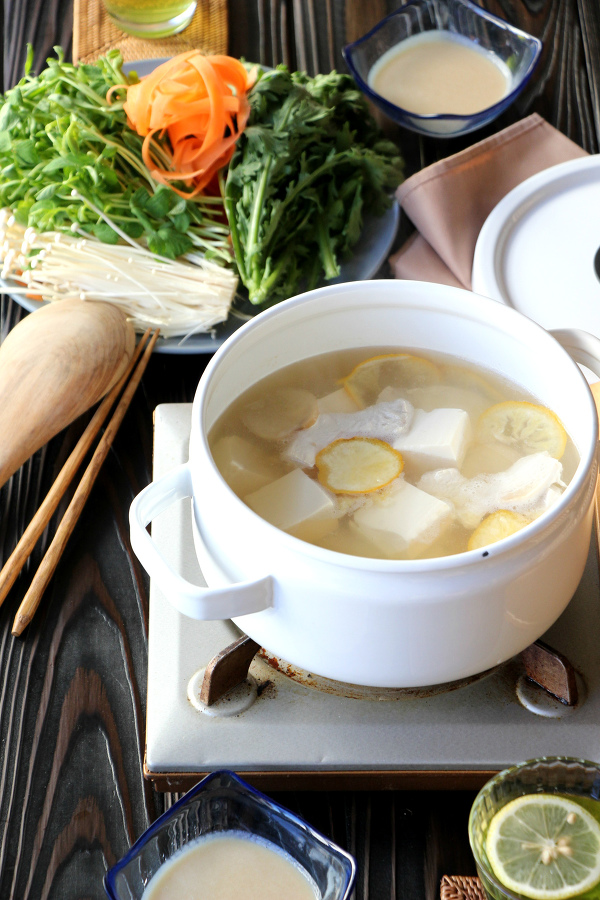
[441, 876, 486, 900]
[73, 0, 227, 64]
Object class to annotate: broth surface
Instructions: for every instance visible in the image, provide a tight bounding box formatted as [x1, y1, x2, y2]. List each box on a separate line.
[368, 32, 510, 115]
[142, 832, 319, 900]
[208, 348, 578, 560]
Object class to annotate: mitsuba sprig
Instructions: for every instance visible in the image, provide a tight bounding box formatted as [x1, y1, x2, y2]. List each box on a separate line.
[224, 67, 405, 306]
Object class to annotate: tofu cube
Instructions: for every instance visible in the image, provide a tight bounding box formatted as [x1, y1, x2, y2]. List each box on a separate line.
[245, 468, 336, 535]
[352, 480, 452, 556]
[211, 435, 275, 496]
[393, 408, 471, 471]
[317, 388, 359, 415]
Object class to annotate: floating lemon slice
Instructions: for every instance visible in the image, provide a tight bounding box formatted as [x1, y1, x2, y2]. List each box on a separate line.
[341, 353, 440, 408]
[477, 401, 567, 459]
[241, 387, 318, 441]
[316, 438, 404, 494]
[485, 794, 600, 900]
[467, 509, 530, 551]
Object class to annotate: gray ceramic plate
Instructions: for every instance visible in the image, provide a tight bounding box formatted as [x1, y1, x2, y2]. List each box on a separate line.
[2, 60, 400, 354]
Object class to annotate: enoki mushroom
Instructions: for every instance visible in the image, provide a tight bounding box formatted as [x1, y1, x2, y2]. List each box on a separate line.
[0, 209, 239, 340]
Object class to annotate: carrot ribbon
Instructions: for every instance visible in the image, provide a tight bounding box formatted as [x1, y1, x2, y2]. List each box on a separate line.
[116, 51, 256, 197]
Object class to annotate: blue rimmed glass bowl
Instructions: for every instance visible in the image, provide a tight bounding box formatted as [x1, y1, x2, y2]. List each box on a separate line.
[104, 770, 356, 899]
[343, 0, 542, 137]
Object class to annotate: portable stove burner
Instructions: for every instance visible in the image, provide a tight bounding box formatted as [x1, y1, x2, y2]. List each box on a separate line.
[256, 649, 500, 699]
[145, 405, 600, 792]
[189, 637, 577, 705]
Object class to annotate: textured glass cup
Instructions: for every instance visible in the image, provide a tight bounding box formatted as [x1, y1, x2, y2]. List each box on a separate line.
[104, 770, 356, 899]
[469, 757, 600, 900]
[102, 0, 197, 38]
[343, 0, 542, 137]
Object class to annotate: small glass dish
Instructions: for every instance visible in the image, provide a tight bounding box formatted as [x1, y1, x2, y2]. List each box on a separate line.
[104, 769, 356, 899]
[343, 0, 542, 137]
[469, 756, 600, 900]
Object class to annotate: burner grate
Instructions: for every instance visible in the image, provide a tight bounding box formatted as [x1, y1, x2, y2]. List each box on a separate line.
[197, 636, 578, 705]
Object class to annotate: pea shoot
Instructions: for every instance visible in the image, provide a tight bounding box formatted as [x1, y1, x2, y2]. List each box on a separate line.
[0, 46, 231, 264]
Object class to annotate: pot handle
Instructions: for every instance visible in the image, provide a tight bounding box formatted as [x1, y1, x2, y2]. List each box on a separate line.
[129, 463, 273, 621]
[550, 328, 600, 379]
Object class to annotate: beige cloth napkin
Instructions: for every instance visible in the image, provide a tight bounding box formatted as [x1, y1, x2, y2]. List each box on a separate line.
[390, 114, 587, 289]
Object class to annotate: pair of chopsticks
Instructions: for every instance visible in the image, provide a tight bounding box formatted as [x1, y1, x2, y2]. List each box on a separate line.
[0, 327, 159, 636]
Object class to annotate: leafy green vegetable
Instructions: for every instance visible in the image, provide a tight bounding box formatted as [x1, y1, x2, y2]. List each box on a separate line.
[0, 51, 403, 305]
[0, 47, 231, 262]
[224, 67, 404, 306]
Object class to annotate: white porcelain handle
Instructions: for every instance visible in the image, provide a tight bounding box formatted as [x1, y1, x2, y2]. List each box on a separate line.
[550, 328, 600, 379]
[129, 463, 273, 620]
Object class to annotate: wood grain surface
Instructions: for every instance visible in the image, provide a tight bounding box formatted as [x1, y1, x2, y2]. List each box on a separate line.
[0, 1, 599, 898]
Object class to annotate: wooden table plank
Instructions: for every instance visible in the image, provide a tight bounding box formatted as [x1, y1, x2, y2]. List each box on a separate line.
[0, 1, 598, 897]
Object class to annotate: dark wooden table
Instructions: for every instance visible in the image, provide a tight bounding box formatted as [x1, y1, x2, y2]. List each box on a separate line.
[0, 2, 598, 898]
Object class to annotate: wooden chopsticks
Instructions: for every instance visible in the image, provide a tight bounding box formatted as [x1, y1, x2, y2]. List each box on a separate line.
[0, 327, 159, 635]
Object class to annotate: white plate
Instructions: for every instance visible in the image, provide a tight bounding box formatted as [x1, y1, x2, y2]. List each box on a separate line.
[472, 155, 600, 337]
[2, 59, 400, 355]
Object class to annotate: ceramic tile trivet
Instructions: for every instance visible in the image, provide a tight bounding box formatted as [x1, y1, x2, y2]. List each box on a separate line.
[145, 403, 600, 792]
[73, 0, 227, 63]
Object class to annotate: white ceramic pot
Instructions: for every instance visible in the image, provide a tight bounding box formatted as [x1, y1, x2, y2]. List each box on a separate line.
[130, 280, 600, 688]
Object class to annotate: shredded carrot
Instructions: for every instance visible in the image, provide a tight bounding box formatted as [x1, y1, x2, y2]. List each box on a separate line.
[115, 51, 256, 198]
[11, 271, 42, 299]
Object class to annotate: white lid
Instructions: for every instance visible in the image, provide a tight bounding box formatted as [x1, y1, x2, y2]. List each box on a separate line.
[472, 155, 600, 336]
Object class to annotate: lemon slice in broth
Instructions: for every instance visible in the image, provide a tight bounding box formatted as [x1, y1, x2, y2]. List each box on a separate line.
[468, 509, 531, 551]
[316, 437, 404, 494]
[477, 401, 567, 459]
[341, 353, 440, 408]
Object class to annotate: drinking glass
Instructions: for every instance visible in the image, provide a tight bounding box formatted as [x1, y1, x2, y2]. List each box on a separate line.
[469, 757, 600, 900]
[102, 0, 197, 38]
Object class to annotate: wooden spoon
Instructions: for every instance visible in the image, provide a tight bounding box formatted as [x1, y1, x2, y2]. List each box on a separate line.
[0, 300, 136, 489]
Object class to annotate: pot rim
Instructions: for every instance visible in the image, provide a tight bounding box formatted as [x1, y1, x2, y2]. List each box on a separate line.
[192, 280, 598, 574]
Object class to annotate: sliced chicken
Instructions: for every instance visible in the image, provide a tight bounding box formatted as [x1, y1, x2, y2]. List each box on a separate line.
[417, 451, 564, 529]
[285, 399, 414, 467]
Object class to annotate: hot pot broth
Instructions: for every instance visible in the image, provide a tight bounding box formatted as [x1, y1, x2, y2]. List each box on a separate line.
[208, 348, 578, 560]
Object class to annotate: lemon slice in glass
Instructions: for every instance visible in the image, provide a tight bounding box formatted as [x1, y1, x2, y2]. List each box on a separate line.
[468, 509, 530, 551]
[486, 794, 600, 900]
[316, 437, 403, 494]
[477, 401, 567, 459]
[341, 353, 440, 408]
